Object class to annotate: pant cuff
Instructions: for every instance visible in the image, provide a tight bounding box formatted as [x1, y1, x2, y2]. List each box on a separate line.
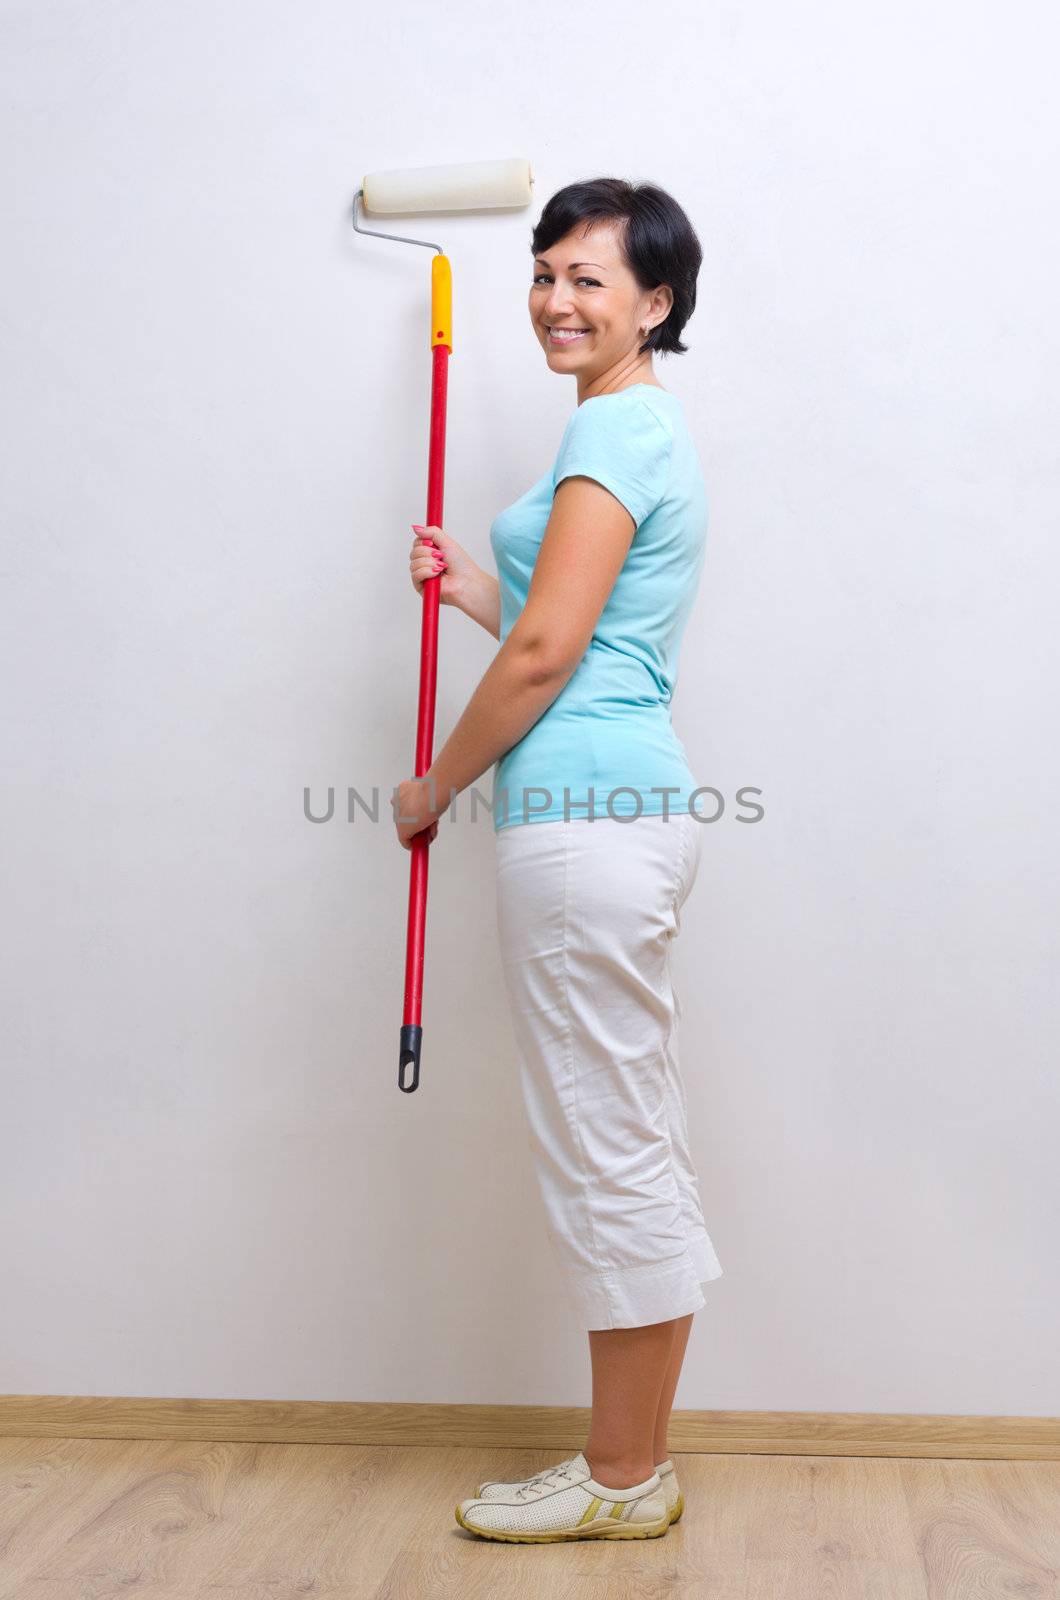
[564, 1244, 724, 1331]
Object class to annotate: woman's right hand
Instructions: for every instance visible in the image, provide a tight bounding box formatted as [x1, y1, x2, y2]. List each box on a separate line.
[409, 524, 479, 608]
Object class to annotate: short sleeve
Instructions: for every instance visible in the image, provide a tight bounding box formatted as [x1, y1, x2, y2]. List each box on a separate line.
[553, 395, 674, 530]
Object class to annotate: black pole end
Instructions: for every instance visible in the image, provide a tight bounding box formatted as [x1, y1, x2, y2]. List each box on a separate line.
[399, 1024, 422, 1093]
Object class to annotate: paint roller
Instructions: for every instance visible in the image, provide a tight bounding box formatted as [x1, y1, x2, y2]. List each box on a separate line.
[352, 157, 535, 1094]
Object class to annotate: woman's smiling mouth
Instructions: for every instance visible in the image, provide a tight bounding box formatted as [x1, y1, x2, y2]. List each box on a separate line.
[548, 327, 590, 344]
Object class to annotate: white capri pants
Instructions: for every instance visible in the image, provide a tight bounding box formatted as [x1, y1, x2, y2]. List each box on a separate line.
[494, 809, 723, 1331]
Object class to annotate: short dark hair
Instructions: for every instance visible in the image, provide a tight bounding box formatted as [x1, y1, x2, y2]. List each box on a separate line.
[530, 177, 702, 357]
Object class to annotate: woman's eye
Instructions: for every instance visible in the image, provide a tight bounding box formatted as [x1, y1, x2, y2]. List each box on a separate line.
[532, 274, 599, 287]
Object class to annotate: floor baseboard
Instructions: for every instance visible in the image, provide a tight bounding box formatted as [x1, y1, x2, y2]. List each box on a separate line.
[1, 1396, 1057, 1459]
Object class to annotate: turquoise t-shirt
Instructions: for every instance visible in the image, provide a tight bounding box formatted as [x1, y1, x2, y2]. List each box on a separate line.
[487, 383, 707, 832]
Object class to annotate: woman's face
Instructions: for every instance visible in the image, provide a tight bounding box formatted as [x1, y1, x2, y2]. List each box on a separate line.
[528, 220, 672, 385]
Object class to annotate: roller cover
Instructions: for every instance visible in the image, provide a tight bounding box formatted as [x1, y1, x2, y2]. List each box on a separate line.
[361, 157, 533, 214]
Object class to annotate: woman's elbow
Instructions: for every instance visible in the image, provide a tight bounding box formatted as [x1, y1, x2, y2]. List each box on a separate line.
[509, 627, 582, 685]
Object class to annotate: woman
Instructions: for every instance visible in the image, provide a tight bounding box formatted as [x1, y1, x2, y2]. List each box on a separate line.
[395, 177, 723, 1543]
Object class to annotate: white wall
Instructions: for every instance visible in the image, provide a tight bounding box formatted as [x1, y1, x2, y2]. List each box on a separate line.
[2, 0, 1058, 1414]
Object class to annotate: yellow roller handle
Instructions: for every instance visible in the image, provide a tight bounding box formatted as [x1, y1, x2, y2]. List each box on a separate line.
[431, 254, 452, 352]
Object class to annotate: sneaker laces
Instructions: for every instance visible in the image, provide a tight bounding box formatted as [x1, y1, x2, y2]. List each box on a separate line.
[512, 1459, 581, 1501]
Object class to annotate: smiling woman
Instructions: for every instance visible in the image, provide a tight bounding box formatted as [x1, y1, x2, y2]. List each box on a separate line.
[408, 175, 721, 1542]
[527, 174, 702, 406]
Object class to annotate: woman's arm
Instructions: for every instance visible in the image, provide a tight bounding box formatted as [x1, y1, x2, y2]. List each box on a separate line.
[419, 476, 636, 825]
[402, 476, 635, 835]
[420, 625, 572, 819]
[454, 568, 501, 642]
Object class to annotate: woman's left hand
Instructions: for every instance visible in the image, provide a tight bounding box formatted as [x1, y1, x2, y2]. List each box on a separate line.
[393, 776, 441, 850]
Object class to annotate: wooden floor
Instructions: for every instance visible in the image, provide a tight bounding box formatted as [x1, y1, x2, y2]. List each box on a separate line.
[1, 1435, 1058, 1598]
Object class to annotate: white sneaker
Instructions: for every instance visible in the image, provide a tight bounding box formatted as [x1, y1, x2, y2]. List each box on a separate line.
[475, 1452, 684, 1525]
[456, 1451, 669, 1542]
